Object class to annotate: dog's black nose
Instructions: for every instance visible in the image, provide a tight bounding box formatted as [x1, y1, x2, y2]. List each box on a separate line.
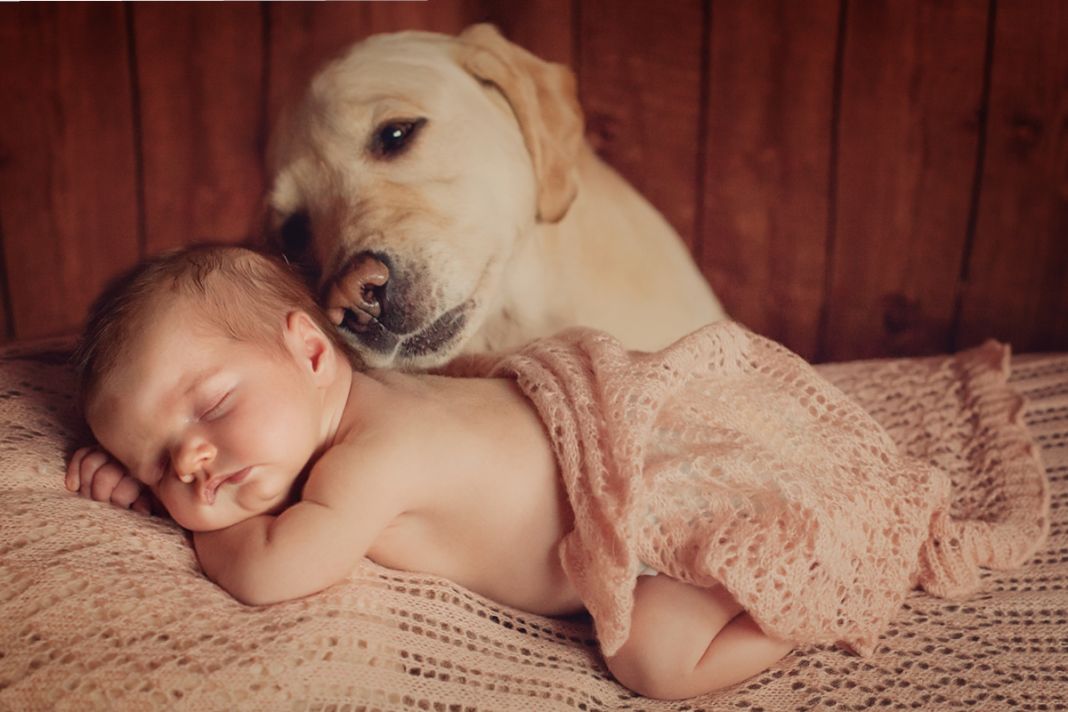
[326, 252, 390, 332]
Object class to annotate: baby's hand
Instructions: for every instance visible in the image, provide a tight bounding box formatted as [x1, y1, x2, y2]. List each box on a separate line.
[66, 446, 153, 515]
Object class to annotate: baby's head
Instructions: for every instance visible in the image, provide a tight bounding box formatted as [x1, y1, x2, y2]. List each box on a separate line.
[75, 245, 360, 531]
[76, 245, 358, 411]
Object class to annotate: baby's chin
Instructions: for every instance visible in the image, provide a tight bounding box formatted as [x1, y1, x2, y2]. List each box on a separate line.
[171, 505, 249, 532]
[236, 474, 293, 513]
[170, 494, 282, 533]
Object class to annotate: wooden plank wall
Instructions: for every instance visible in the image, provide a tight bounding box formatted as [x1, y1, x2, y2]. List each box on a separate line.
[0, 0, 1064, 362]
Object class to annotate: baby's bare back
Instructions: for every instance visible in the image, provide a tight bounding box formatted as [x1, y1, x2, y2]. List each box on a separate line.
[352, 371, 583, 616]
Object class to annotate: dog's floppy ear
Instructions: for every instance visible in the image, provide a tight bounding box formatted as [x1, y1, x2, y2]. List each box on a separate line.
[457, 23, 583, 223]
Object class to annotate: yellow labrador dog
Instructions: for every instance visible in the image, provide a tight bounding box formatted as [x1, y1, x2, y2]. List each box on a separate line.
[267, 24, 726, 369]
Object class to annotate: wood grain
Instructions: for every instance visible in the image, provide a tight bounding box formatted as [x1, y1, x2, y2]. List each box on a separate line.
[0, 239, 10, 340]
[264, 0, 574, 133]
[133, 4, 266, 253]
[467, 0, 575, 66]
[265, 1, 474, 132]
[0, 4, 139, 340]
[823, 0, 989, 361]
[0, 3, 1066, 355]
[0, 263, 9, 341]
[576, 0, 706, 250]
[955, 0, 1068, 352]
[700, 0, 839, 361]
[264, 1, 574, 160]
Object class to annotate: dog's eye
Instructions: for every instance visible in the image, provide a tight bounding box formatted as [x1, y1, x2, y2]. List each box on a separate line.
[371, 118, 427, 158]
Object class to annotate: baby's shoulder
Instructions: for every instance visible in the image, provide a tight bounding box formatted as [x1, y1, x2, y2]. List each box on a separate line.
[303, 430, 424, 510]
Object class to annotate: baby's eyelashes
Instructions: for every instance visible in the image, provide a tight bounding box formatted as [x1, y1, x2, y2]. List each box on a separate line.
[199, 390, 233, 422]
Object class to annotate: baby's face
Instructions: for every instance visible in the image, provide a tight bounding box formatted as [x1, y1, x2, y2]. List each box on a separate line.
[87, 300, 328, 532]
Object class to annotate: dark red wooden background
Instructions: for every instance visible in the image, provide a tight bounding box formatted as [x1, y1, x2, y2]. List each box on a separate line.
[1, 0, 1065, 362]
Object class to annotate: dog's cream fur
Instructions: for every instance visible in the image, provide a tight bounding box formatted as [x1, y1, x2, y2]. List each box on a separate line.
[267, 24, 726, 369]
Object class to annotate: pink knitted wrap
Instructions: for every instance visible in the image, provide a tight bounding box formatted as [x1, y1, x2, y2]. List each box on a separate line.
[476, 322, 1049, 658]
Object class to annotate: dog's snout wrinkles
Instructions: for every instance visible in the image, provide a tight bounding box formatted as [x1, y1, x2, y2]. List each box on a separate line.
[326, 253, 391, 331]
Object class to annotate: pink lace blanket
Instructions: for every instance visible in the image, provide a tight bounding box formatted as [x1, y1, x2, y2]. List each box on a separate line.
[477, 322, 1049, 657]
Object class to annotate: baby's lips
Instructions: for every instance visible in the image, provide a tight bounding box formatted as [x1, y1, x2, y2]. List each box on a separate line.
[199, 477, 221, 506]
[199, 467, 250, 505]
[199, 484, 213, 506]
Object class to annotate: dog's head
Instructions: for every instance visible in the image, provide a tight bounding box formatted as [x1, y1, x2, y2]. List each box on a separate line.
[266, 24, 583, 369]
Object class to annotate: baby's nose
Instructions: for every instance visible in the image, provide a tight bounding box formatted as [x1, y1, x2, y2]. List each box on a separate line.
[173, 437, 215, 483]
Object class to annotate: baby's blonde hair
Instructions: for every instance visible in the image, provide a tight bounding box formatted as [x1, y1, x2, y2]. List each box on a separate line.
[74, 244, 361, 412]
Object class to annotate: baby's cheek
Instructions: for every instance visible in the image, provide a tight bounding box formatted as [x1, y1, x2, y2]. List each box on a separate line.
[157, 484, 209, 531]
[241, 474, 289, 509]
[152, 483, 179, 518]
[247, 391, 316, 449]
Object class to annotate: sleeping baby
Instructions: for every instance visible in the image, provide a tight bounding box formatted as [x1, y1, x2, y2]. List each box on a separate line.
[65, 245, 1017, 700]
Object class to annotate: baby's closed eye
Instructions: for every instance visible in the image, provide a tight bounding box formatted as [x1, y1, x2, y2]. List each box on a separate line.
[199, 390, 234, 421]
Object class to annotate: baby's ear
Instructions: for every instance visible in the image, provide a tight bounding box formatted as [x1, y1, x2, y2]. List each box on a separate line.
[284, 310, 334, 381]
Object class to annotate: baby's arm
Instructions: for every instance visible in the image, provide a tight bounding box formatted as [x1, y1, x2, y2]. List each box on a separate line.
[66, 446, 154, 514]
[194, 502, 365, 605]
[194, 445, 402, 606]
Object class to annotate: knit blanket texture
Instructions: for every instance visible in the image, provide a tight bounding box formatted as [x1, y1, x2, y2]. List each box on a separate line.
[1, 332, 1060, 710]
[480, 323, 1049, 657]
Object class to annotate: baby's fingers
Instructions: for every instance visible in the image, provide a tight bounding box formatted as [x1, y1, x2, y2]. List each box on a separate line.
[109, 474, 145, 510]
[66, 448, 87, 493]
[77, 449, 113, 499]
[89, 460, 127, 503]
[66, 446, 150, 514]
[66, 448, 100, 493]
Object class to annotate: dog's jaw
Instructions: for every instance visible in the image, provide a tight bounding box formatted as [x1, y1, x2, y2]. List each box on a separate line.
[338, 300, 475, 370]
[398, 301, 472, 360]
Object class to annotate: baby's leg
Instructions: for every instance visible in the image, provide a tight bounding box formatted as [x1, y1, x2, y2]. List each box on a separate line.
[604, 574, 793, 700]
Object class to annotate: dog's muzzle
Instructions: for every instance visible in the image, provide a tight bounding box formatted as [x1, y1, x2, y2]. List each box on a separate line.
[325, 253, 390, 333]
[326, 252, 471, 365]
